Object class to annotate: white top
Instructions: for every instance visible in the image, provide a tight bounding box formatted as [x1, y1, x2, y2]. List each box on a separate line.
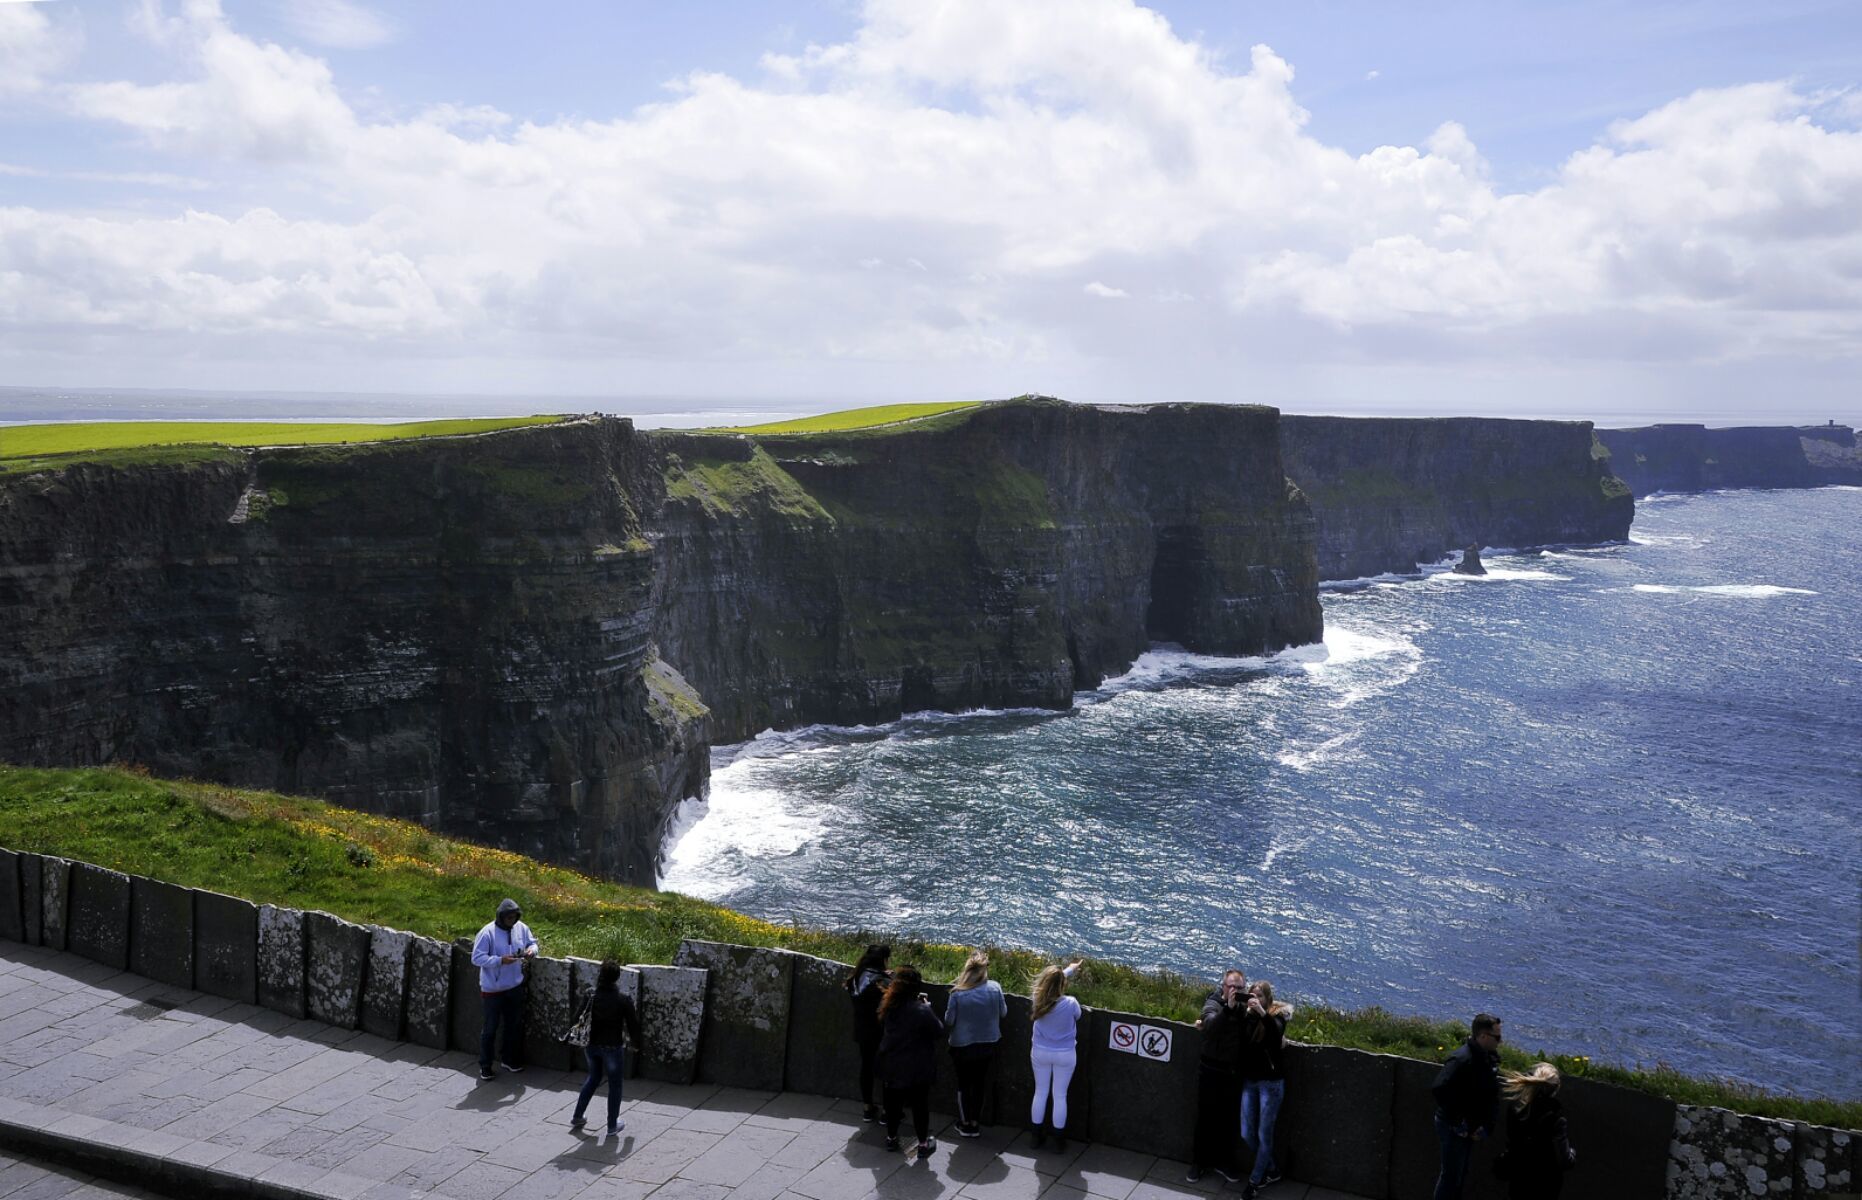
[1031, 995, 1082, 1052]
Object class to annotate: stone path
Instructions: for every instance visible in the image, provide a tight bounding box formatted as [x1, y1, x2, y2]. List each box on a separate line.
[0, 943, 1372, 1200]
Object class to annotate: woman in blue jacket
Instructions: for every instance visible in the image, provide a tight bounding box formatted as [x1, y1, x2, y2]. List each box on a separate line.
[943, 950, 1007, 1138]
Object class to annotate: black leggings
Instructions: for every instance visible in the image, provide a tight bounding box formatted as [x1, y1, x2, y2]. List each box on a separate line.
[884, 1083, 931, 1143]
[1193, 1063, 1241, 1169]
[951, 1042, 998, 1126]
[857, 1034, 881, 1107]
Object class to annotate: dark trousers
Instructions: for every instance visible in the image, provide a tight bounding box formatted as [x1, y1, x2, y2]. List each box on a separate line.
[479, 985, 526, 1070]
[1193, 1063, 1241, 1169]
[884, 1083, 931, 1143]
[856, 1033, 881, 1107]
[574, 1045, 627, 1130]
[1435, 1111, 1475, 1200]
[951, 1042, 998, 1127]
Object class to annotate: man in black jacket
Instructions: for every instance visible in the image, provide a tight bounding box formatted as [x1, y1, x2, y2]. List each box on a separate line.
[1187, 968, 1248, 1183]
[1431, 1013, 1504, 1200]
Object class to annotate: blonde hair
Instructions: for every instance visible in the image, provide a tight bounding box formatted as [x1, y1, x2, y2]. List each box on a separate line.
[952, 951, 990, 992]
[1501, 1062, 1561, 1111]
[1250, 980, 1293, 1018]
[1031, 964, 1069, 1019]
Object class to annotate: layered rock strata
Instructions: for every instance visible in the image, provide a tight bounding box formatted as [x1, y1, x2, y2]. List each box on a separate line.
[1595, 423, 1862, 496]
[1279, 415, 1634, 580]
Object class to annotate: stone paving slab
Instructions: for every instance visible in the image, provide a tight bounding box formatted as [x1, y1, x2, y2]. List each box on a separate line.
[0, 942, 1366, 1200]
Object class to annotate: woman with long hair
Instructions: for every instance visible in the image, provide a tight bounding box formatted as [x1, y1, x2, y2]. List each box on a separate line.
[1028, 960, 1085, 1151]
[844, 944, 892, 1122]
[944, 950, 1007, 1138]
[569, 960, 642, 1137]
[875, 965, 945, 1159]
[1497, 1062, 1577, 1199]
[1238, 980, 1293, 1198]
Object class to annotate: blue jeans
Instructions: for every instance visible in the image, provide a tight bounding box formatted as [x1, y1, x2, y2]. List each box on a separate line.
[479, 985, 526, 1071]
[1240, 1078, 1284, 1182]
[574, 1045, 627, 1130]
[1435, 1110, 1474, 1200]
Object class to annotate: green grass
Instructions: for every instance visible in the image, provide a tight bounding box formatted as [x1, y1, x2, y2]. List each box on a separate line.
[0, 764, 1853, 1126]
[0, 417, 571, 464]
[0, 444, 248, 476]
[716, 402, 985, 435]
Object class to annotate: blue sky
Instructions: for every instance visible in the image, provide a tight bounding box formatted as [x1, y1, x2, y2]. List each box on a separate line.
[1, 0, 1860, 421]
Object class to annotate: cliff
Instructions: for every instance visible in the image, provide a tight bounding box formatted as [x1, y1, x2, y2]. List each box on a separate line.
[1594, 424, 1862, 497]
[1278, 416, 1635, 580]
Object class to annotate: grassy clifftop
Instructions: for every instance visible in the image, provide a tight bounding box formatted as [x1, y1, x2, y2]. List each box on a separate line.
[0, 765, 1852, 1125]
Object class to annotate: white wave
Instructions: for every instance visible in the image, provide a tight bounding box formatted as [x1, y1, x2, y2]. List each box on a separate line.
[658, 768, 826, 897]
[1261, 834, 1308, 872]
[1275, 733, 1358, 772]
[1429, 566, 1570, 583]
[1283, 624, 1418, 671]
[1631, 583, 1818, 598]
[1097, 645, 1274, 692]
[715, 703, 1066, 765]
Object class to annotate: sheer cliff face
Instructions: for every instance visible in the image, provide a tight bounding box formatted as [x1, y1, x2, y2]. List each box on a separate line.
[0, 421, 708, 886]
[641, 402, 1324, 742]
[1594, 424, 1862, 497]
[1278, 416, 1635, 581]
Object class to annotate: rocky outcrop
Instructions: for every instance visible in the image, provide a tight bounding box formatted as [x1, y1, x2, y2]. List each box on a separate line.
[1279, 416, 1634, 581]
[1452, 544, 1485, 576]
[1595, 423, 1862, 497]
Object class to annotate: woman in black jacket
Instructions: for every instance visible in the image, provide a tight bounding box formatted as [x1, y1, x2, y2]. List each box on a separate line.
[1498, 1063, 1577, 1199]
[844, 944, 892, 1122]
[875, 965, 945, 1160]
[570, 960, 643, 1137]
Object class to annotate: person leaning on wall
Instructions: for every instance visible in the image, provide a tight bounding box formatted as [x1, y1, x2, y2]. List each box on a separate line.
[470, 898, 537, 1081]
[1028, 960, 1086, 1152]
[1494, 1062, 1577, 1199]
[1187, 967, 1248, 1184]
[875, 965, 945, 1160]
[943, 950, 1008, 1138]
[1432, 1012, 1504, 1200]
[1238, 980, 1293, 1199]
[844, 944, 893, 1123]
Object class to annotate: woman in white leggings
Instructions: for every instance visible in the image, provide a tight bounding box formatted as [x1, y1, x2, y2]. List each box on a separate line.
[1028, 961, 1084, 1151]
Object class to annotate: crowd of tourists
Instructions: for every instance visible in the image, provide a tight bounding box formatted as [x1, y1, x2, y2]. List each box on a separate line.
[466, 901, 1576, 1200]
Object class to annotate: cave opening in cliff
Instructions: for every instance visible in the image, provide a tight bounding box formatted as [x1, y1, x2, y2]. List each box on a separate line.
[1146, 527, 1201, 646]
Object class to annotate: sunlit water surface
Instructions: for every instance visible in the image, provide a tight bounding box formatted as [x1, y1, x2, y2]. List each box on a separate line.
[664, 488, 1862, 1098]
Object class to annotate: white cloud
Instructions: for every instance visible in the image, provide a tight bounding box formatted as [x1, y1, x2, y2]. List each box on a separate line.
[2, 0, 1860, 399]
[274, 0, 394, 50]
[0, 0, 79, 95]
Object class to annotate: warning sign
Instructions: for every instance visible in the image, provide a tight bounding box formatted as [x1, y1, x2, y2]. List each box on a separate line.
[1138, 1025, 1173, 1062]
[1108, 1020, 1138, 1054]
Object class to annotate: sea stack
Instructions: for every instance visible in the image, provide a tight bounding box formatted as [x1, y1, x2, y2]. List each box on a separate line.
[1454, 544, 1487, 575]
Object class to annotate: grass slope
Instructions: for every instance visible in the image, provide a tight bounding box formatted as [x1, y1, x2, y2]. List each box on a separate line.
[0, 765, 1851, 1126]
[0, 416, 570, 468]
[717, 402, 985, 434]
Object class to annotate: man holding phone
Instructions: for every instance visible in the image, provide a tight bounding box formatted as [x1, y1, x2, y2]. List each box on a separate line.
[471, 898, 539, 1080]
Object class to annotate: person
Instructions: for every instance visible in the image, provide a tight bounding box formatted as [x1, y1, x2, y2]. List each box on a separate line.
[844, 944, 892, 1122]
[1496, 1062, 1577, 1199]
[1188, 968, 1248, 1183]
[470, 898, 537, 1080]
[875, 965, 945, 1159]
[1238, 981, 1292, 1198]
[569, 960, 643, 1137]
[1029, 960, 1085, 1152]
[944, 950, 1008, 1138]
[1432, 1013, 1504, 1200]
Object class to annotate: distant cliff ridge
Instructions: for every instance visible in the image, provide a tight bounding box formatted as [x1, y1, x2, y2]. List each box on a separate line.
[1279, 416, 1634, 581]
[0, 401, 1638, 883]
[1594, 423, 1862, 497]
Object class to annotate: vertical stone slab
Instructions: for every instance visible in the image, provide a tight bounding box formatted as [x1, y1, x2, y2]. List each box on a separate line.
[1390, 1056, 1505, 1200]
[1087, 1008, 1198, 1161]
[40, 856, 70, 951]
[129, 876, 194, 989]
[20, 854, 43, 946]
[635, 964, 706, 1084]
[361, 927, 412, 1041]
[65, 863, 132, 971]
[674, 939, 794, 1090]
[304, 911, 370, 1030]
[403, 935, 451, 1050]
[0, 850, 23, 942]
[450, 939, 482, 1054]
[783, 952, 866, 1101]
[193, 889, 258, 1004]
[1794, 1122, 1854, 1197]
[1278, 1044, 1396, 1198]
[1669, 1105, 1797, 1200]
[257, 904, 307, 1018]
[524, 956, 575, 1071]
[1557, 1075, 1674, 1200]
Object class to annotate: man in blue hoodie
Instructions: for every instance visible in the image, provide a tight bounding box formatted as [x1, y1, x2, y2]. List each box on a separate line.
[472, 898, 538, 1080]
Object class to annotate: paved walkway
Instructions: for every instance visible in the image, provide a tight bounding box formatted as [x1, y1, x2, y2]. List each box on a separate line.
[0, 943, 1370, 1200]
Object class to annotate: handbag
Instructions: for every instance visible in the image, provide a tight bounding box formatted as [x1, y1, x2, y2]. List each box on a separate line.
[560, 996, 593, 1048]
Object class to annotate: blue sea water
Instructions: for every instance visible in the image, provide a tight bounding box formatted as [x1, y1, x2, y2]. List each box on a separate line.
[662, 488, 1862, 1099]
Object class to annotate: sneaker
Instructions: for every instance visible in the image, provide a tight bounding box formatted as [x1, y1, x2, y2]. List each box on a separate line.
[863, 1105, 881, 1123]
[1258, 1173, 1281, 1187]
[477, 1067, 496, 1081]
[958, 1123, 982, 1139]
[569, 1116, 586, 1130]
[500, 1062, 525, 1074]
[884, 1136, 901, 1152]
[916, 1138, 937, 1159]
[1215, 1168, 1242, 1184]
[607, 1121, 624, 1136]
[1185, 1167, 1204, 1183]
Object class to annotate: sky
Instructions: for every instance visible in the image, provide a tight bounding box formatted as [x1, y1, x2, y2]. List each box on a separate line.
[2, 0, 1860, 423]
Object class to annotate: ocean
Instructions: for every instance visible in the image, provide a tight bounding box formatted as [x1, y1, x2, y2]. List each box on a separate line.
[662, 486, 1862, 1100]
